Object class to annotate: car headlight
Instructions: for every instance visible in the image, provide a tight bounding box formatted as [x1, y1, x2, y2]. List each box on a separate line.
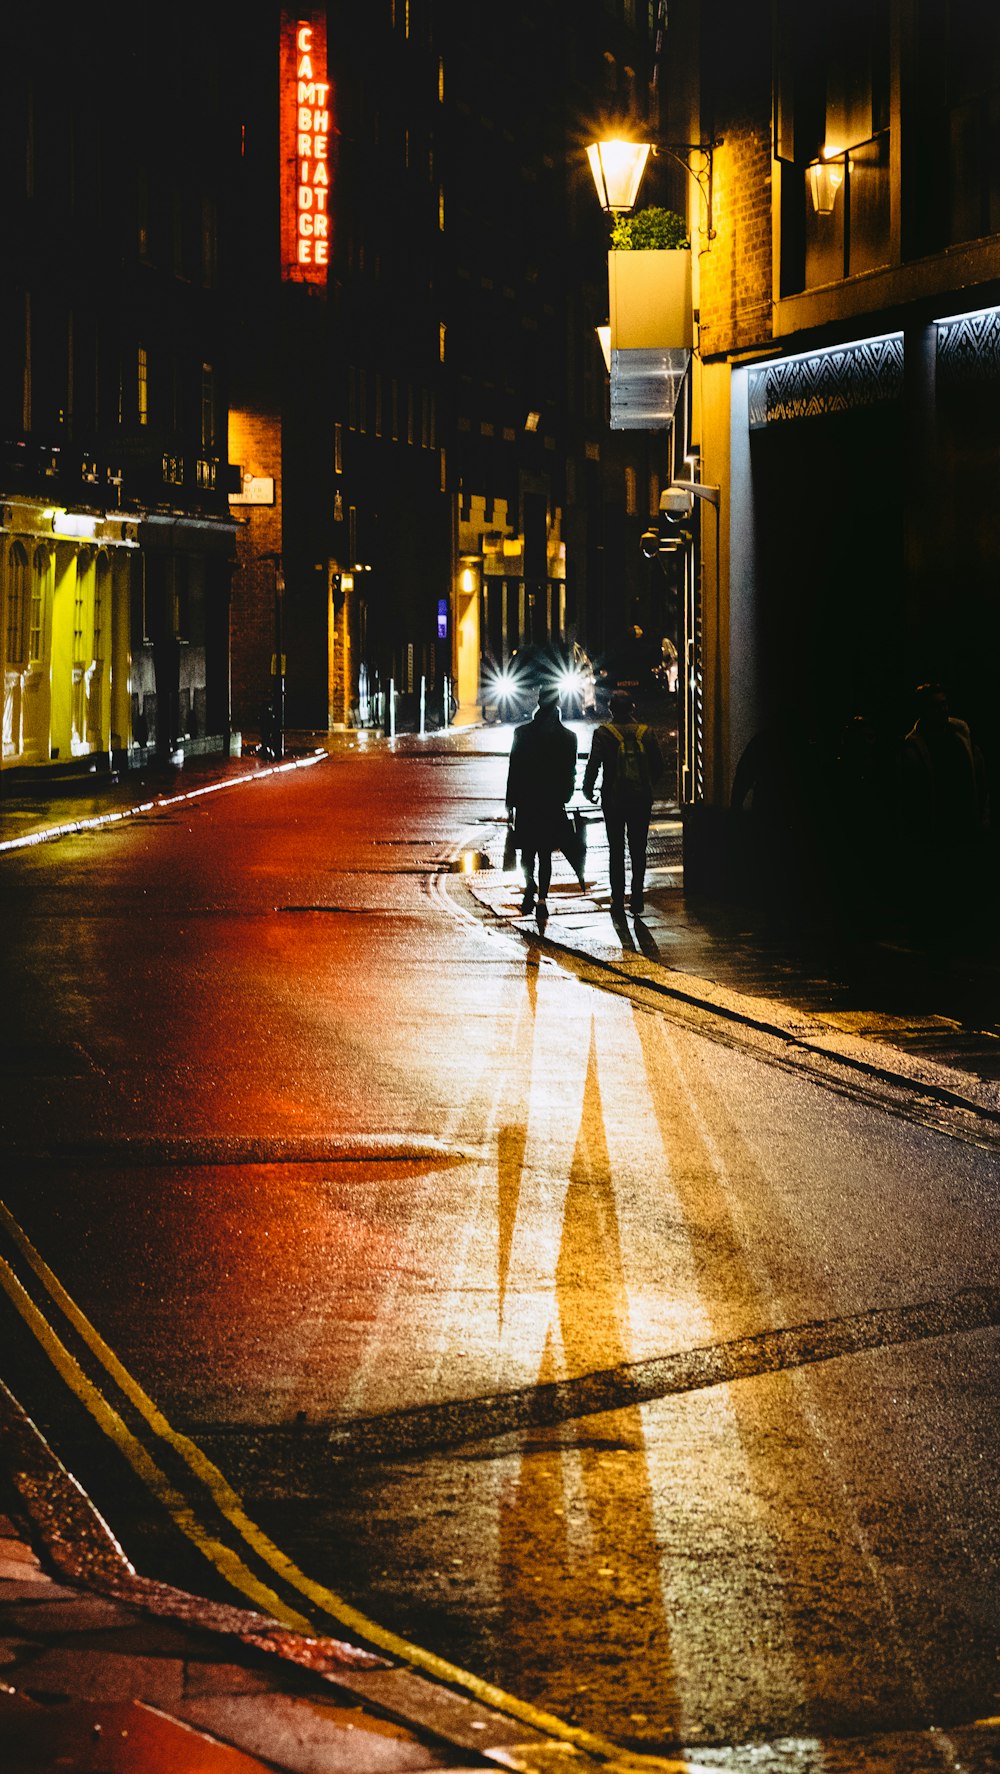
[557, 670, 584, 696]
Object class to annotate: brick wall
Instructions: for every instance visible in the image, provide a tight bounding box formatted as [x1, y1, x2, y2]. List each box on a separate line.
[698, 115, 774, 360]
[693, 0, 774, 362]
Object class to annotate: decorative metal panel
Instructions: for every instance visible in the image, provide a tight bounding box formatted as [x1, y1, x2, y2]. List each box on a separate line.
[936, 307, 1000, 387]
[748, 334, 904, 429]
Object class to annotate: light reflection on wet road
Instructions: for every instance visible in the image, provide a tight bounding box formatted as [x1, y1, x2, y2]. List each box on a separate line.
[0, 731, 996, 1765]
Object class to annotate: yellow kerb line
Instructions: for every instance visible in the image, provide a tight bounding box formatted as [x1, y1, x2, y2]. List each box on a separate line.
[0, 1199, 702, 1771]
[0, 1251, 311, 1630]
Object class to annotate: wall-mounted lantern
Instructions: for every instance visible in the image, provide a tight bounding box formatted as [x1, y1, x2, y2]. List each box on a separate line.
[586, 140, 651, 213]
[808, 155, 845, 215]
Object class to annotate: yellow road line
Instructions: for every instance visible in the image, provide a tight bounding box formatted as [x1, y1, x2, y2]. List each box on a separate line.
[0, 1251, 312, 1631]
[0, 1198, 701, 1769]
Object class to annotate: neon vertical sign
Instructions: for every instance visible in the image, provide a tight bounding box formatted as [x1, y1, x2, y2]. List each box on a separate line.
[280, 11, 331, 284]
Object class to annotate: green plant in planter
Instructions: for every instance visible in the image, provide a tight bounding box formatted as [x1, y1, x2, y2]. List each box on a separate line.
[610, 206, 689, 250]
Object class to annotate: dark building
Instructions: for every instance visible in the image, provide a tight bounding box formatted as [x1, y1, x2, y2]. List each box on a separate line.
[591, 0, 1000, 896]
[1, 2, 239, 777]
[226, 0, 666, 740]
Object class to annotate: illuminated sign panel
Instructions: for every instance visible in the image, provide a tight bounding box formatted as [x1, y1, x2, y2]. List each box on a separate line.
[280, 12, 331, 284]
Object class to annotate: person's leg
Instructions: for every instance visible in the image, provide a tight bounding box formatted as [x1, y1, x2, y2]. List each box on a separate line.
[537, 847, 553, 900]
[603, 801, 626, 909]
[626, 800, 652, 910]
[521, 848, 537, 912]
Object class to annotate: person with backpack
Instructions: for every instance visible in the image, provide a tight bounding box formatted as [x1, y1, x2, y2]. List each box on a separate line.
[583, 692, 664, 916]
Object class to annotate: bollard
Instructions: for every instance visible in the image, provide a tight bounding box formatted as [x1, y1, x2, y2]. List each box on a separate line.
[443, 676, 451, 728]
[419, 675, 426, 737]
[389, 678, 396, 741]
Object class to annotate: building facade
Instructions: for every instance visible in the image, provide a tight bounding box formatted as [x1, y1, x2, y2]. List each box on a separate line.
[226, 0, 666, 741]
[600, 0, 1000, 887]
[1, 3, 239, 779]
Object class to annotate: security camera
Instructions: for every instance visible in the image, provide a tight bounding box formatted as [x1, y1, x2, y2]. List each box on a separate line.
[640, 528, 660, 560]
[659, 486, 695, 522]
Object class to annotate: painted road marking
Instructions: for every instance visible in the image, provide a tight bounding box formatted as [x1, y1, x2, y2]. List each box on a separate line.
[0, 1199, 707, 1771]
[0, 753, 328, 855]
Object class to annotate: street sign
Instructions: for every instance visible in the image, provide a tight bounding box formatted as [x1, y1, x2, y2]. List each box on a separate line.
[230, 476, 275, 506]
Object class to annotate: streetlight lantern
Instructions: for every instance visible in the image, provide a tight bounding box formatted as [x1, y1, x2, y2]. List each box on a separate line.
[808, 156, 845, 215]
[587, 139, 652, 213]
[587, 131, 722, 238]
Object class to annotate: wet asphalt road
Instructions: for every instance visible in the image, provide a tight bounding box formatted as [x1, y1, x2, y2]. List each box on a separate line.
[0, 728, 997, 1763]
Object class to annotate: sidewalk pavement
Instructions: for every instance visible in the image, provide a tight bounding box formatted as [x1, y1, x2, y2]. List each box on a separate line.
[1, 1383, 573, 1774]
[463, 804, 1000, 1128]
[2, 735, 997, 1771]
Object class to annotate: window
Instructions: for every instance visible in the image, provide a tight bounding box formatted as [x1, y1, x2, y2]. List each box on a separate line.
[29, 549, 49, 662]
[93, 556, 108, 664]
[138, 169, 151, 260]
[625, 465, 638, 515]
[173, 557, 190, 641]
[776, 0, 892, 292]
[138, 346, 148, 425]
[6, 544, 28, 666]
[73, 571, 86, 666]
[200, 362, 215, 451]
[906, 0, 1000, 254]
[334, 420, 343, 471]
[172, 189, 185, 277]
[439, 321, 447, 362]
[201, 196, 218, 286]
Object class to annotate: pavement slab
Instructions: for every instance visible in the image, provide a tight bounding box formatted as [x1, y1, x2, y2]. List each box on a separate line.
[174, 1693, 472, 1774]
[0, 1689, 277, 1772]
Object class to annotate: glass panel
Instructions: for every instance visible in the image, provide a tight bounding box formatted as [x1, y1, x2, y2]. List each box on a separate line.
[989, 93, 1000, 234]
[848, 132, 891, 274]
[804, 156, 846, 288]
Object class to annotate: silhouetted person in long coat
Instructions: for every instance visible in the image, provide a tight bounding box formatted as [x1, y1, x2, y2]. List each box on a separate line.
[506, 688, 578, 920]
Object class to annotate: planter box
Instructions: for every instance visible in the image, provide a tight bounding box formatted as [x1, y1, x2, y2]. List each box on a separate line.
[608, 249, 693, 350]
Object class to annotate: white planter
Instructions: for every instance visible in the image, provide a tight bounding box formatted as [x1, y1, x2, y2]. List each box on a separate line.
[608, 249, 693, 350]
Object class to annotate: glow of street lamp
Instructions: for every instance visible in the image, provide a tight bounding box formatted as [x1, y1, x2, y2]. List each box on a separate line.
[587, 139, 651, 213]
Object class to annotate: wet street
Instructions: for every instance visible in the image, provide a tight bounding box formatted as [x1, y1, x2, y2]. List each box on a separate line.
[0, 729, 997, 1767]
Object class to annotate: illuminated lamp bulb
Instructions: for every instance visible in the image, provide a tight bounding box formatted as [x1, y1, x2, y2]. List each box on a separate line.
[808, 157, 845, 216]
[587, 139, 651, 213]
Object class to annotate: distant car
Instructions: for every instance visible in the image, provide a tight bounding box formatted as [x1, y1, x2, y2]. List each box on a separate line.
[481, 643, 595, 722]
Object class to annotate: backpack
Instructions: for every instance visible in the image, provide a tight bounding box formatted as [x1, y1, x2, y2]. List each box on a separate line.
[607, 722, 651, 794]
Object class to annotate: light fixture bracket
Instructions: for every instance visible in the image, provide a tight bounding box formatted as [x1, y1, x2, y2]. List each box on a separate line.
[651, 139, 723, 240]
